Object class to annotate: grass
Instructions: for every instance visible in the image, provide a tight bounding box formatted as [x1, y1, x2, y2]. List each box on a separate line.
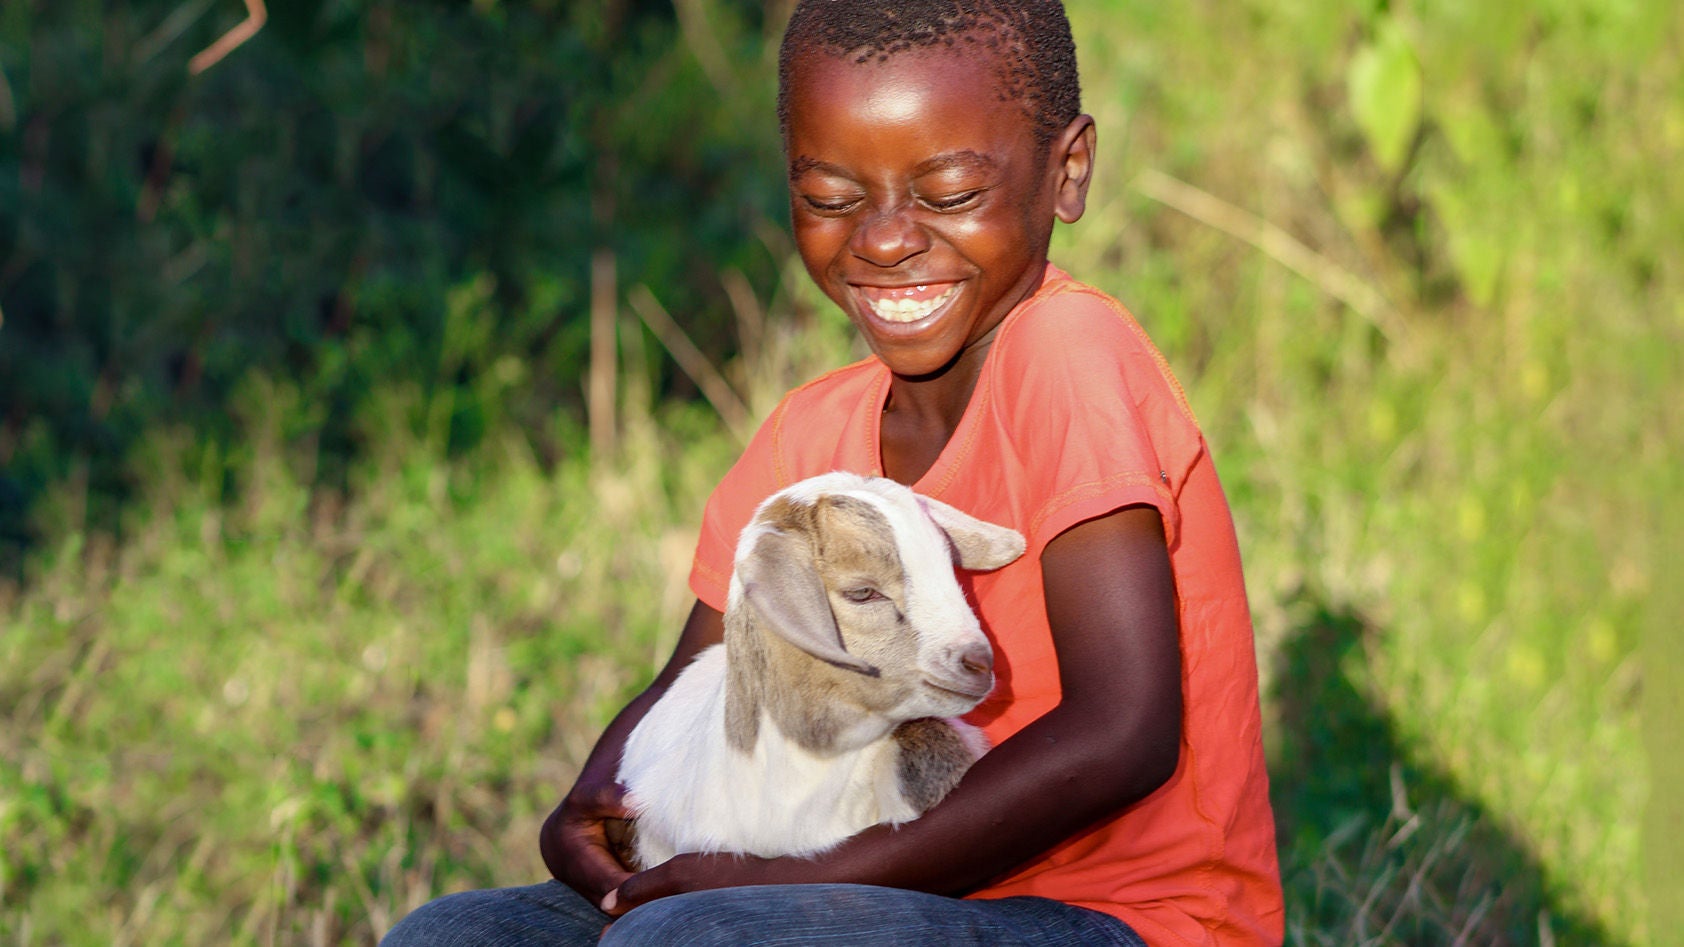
[1059, 1, 1668, 940]
[2, 1, 1674, 943]
[1, 387, 735, 943]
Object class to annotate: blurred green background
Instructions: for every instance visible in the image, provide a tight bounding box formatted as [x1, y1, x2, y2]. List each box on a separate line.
[1, 1, 1675, 943]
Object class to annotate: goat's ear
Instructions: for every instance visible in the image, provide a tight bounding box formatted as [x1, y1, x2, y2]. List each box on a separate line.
[920, 499, 1026, 572]
[738, 528, 880, 677]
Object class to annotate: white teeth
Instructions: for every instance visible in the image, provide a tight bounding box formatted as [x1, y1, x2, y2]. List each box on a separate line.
[868, 286, 955, 323]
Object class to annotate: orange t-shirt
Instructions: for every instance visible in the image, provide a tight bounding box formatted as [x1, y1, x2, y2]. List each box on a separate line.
[689, 264, 1283, 945]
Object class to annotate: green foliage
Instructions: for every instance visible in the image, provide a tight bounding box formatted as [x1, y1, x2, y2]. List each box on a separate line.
[1346, 20, 1422, 176]
[0, 0, 787, 568]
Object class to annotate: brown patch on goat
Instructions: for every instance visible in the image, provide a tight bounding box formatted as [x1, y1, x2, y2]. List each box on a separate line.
[809, 496, 922, 710]
[812, 495, 900, 575]
[724, 491, 929, 754]
[759, 494, 817, 536]
[892, 718, 977, 812]
[724, 616, 767, 751]
[758, 628, 866, 752]
[726, 494, 819, 751]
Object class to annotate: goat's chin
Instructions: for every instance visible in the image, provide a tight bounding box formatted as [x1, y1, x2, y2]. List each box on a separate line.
[920, 675, 993, 701]
[908, 681, 990, 718]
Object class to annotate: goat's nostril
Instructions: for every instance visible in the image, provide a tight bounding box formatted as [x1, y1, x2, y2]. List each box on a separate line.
[960, 644, 994, 677]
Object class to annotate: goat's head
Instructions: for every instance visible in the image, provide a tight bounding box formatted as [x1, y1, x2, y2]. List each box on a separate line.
[727, 473, 1024, 743]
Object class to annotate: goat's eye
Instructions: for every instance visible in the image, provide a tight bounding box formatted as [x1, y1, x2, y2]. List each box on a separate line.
[839, 586, 884, 604]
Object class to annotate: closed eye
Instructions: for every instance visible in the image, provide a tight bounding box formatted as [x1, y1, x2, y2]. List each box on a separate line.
[918, 190, 982, 212]
[801, 194, 862, 215]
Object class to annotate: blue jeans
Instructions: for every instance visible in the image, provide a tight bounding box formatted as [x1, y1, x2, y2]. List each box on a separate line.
[381, 881, 1147, 946]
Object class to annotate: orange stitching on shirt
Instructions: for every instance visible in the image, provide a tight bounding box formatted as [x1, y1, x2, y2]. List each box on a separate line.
[866, 370, 888, 477]
[692, 556, 730, 591]
[770, 398, 789, 488]
[1054, 278, 1202, 430]
[1029, 471, 1170, 539]
[779, 358, 880, 487]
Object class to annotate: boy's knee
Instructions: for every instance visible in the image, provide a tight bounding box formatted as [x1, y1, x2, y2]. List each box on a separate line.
[600, 891, 753, 947]
[379, 890, 492, 947]
[381, 883, 599, 947]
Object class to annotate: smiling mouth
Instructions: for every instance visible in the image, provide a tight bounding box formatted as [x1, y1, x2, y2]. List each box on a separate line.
[857, 283, 959, 324]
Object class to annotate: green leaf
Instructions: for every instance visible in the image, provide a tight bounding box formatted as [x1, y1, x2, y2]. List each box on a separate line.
[1428, 180, 1505, 308]
[1348, 21, 1422, 175]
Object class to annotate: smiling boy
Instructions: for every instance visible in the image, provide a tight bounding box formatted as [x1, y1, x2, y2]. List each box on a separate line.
[383, 2, 1282, 945]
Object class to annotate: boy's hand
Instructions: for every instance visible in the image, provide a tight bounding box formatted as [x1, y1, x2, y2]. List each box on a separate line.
[540, 777, 636, 906]
[600, 851, 779, 917]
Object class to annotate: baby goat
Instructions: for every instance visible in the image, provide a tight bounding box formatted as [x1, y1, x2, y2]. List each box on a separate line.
[616, 472, 1025, 867]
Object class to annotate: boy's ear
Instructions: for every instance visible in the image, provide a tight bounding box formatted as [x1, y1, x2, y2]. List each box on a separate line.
[1052, 114, 1097, 225]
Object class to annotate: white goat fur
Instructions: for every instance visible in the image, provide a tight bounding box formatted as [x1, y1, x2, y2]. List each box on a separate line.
[617, 472, 1025, 867]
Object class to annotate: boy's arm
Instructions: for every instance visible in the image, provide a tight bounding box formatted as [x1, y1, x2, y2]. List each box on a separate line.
[604, 503, 1182, 912]
[539, 600, 726, 904]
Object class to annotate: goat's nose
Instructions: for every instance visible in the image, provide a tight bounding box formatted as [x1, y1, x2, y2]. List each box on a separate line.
[958, 642, 994, 678]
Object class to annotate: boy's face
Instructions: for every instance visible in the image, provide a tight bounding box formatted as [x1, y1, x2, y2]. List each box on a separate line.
[783, 43, 1092, 379]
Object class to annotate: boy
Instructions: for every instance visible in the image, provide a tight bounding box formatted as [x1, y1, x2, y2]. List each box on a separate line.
[384, 1, 1283, 944]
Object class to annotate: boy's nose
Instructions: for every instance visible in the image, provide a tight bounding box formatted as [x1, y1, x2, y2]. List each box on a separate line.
[849, 204, 931, 268]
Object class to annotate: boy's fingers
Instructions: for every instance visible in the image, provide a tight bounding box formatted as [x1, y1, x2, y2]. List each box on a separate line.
[603, 875, 649, 915]
[576, 835, 635, 895]
[579, 854, 629, 894]
[548, 815, 634, 903]
[605, 861, 680, 915]
[603, 851, 783, 916]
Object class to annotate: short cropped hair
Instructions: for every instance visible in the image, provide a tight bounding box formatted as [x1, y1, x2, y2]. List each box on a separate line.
[777, 0, 1082, 145]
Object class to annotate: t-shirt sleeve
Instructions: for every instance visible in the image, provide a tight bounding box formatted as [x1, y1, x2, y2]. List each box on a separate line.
[688, 398, 792, 612]
[998, 287, 1200, 554]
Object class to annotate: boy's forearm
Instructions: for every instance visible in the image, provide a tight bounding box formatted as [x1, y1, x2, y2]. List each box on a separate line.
[806, 698, 1175, 894]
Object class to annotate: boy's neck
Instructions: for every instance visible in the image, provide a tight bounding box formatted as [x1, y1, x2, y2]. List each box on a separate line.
[878, 325, 998, 486]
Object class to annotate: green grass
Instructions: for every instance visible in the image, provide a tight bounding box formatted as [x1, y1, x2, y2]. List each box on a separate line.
[2, 1, 1673, 943]
[1058, 1, 1669, 940]
[2, 389, 736, 943]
